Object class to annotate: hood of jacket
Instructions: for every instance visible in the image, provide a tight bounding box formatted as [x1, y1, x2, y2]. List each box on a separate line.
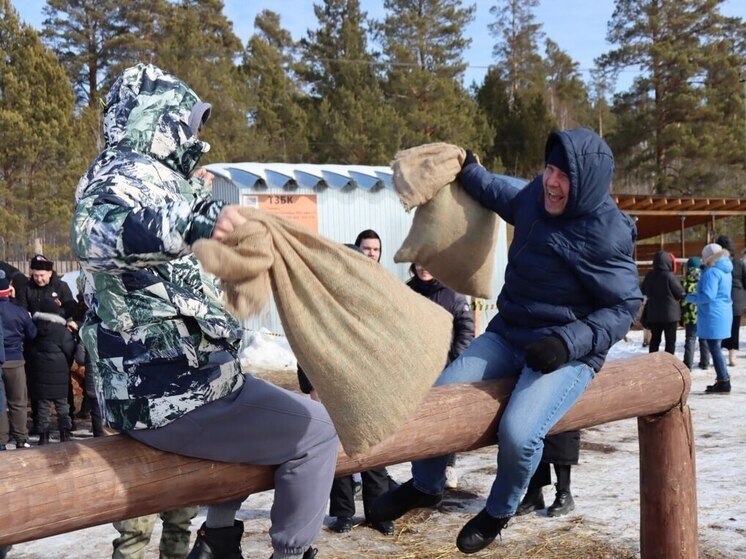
[707, 249, 734, 274]
[544, 128, 614, 219]
[102, 64, 209, 178]
[652, 250, 674, 272]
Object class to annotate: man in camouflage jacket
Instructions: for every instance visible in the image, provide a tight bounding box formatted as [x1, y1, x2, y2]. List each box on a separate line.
[72, 64, 338, 559]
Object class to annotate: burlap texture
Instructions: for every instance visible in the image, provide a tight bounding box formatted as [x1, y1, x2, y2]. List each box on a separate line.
[193, 208, 453, 457]
[392, 143, 499, 299]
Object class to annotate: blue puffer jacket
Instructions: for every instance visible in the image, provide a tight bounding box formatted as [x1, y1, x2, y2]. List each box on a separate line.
[686, 249, 733, 340]
[458, 128, 642, 372]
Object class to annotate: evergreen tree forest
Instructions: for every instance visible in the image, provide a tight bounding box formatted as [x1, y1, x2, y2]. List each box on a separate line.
[0, 0, 745, 259]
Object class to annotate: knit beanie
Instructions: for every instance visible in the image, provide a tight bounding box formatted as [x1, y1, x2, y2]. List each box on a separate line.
[30, 254, 54, 271]
[715, 235, 735, 255]
[686, 256, 702, 270]
[545, 138, 570, 176]
[702, 243, 722, 261]
[0, 270, 9, 294]
[39, 298, 62, 316]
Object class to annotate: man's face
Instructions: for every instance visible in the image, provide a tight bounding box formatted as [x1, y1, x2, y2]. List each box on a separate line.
[359, 238, 381, 262]
[542, 164, 571, 216]
[31, 270, 52, 287]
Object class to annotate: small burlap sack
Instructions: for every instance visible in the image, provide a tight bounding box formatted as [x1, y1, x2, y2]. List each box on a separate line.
[193, 208, 453, 457]
[392, 143, 499, 299]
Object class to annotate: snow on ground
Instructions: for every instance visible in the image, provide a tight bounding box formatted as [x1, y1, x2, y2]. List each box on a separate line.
[6, 328, 746, 558]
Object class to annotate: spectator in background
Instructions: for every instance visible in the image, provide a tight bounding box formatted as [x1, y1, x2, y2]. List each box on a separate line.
[0, 270, 36, 449]
[0, 261, 29, 307]
[641, 251, 685, 354]
[686, 243, 732, 393]
[407, 263, 475, 489]
[28, 298, 76, 444]
[23, 254, 77, 321]
[355, 229, 382, 262]
[681, 257, 710, 370]
[715, 235, 746, 366]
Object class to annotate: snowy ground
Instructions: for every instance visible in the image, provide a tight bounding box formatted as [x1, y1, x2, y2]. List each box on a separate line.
[5, 328, 745, 558]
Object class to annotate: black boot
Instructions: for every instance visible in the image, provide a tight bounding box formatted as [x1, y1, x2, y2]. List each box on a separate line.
[186, 520, 244, 559]
[515, 487, 545, 516]
[60, 429, 72, 443]
[270, 547, 317, 559]
[368, 479, 442, 522]
[37, 431, 50, 446]
[705, 380, 731, 393]
[330, 516, 353, 533]
[547, 487, 575, 517]
[456, 508, 510, 554]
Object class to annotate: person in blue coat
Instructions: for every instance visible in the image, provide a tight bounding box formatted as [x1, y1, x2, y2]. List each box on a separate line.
[370, 128, 642, 554]
[686, 243, 733, 393]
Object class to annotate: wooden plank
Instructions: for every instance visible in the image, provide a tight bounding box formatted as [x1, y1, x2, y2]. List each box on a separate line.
[0, 352, 690, 547]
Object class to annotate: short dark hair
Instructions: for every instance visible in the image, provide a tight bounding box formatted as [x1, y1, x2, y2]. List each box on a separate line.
[354, 229, 381, 247]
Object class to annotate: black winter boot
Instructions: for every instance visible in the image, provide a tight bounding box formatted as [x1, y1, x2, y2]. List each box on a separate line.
[186, 521, 244, 559]
[368, 479, 442, 522]
[456, 508, 510, 554]
[515, 487, 545, 516]
[37, 431, 50, 446]
[60, 429, 72, 442]
[547, 487, 575, 517]
[270, 547, 317, 559]
[705, 380, 731, 393]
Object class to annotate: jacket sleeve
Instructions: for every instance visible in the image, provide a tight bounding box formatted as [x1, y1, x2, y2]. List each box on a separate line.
[72, 175, 226, 273]
[0, 319, 4, 364]
[449, 294, 475, 361]
[457, 164, 524, 225]
[554, 232, 643, 363]
[669, 274, 686, 300]
[24, 314, 37, 341]
[74, 340, 87, 367]
[62, 330, 76, 365]
[688, 269, 720, 304]
[57, 281, 78, 320]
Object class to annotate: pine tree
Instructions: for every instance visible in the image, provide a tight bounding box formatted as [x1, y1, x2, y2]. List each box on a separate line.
[241, 10, 309, 162]
[300, 0, 402, 164]
[0, 0, 80, 258]
[544, 39, 593, 130]
[376, 0, 487, 150]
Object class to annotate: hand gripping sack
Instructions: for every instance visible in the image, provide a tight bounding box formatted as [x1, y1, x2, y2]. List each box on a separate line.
[194, 208, 453, 457]
[392, 142, 499, 299]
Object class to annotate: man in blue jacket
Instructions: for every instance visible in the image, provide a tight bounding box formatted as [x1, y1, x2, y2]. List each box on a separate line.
[370, 129, 642, 554]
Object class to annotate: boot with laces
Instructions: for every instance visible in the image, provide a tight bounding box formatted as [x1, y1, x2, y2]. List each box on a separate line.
[456, 508, 510, 554]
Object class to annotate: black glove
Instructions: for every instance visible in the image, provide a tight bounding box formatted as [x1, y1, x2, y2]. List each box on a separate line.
[462, 149, 478, 169]
[525, 336, 569, 374]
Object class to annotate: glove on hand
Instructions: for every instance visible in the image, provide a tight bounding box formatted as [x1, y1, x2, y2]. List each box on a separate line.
[525, 335, 569, 374]
[462, 149, 478, 169]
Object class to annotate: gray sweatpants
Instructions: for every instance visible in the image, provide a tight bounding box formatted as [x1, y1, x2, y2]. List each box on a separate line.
[129, 374, 339, 557]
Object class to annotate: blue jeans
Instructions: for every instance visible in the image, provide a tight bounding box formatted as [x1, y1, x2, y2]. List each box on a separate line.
[704, 339, 730, 381]
[411, 331, 594, 518]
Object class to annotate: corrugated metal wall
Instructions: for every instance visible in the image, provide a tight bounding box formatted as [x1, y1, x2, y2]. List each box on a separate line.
[207, 164, 508, 338]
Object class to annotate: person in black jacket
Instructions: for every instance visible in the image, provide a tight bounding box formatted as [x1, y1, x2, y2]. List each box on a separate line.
[641, 251, 685, 354]
[28, 298, 76, 444]
[407, 263, 475, 489]
[23, 254, 77, 321]
[0, 271, 36, 449]
[716, 235, 746, 366]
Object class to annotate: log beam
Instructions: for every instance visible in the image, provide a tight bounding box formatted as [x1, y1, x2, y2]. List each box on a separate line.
[0, 352, 694, 559]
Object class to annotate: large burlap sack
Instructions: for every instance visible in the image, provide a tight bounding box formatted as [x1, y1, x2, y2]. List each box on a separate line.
[392, 143, 499, 299]
[193, 208, 453, 457]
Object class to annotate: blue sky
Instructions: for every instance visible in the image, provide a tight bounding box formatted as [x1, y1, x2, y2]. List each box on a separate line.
[10, 0, 746, 92]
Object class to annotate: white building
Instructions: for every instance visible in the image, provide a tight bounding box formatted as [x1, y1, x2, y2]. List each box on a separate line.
[205, 162, 520, 338]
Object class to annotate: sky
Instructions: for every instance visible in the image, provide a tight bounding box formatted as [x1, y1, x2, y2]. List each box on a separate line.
[10, 0, 746, 93]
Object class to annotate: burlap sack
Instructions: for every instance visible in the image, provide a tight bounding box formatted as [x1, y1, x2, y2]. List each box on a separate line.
[193, 208, 453, 457]
[392, 143, 499, 299]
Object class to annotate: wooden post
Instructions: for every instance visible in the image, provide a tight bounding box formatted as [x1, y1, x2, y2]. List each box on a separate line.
[0, 353, 694, 548]
[638, 405, 698, 559]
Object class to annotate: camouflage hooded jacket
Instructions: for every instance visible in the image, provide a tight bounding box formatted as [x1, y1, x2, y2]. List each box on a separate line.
[71, 65, 244, 431]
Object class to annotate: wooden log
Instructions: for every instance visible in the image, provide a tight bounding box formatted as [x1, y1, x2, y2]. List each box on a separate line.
[639, 405, 698, 558]
[0, 352, 691, 547]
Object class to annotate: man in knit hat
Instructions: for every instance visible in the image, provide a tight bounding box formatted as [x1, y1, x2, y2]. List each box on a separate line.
[370, 129, 642, 554]
[0, 270, 35, 450]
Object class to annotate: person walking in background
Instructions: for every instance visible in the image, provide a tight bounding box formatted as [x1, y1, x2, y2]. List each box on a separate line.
[681, 257, 710, 370]
[28, 298, 76, 444]
[641, 251, 685, 355]
[0, 270, 36, 450]
[686, 243, 733, 393]
[715, 235, 746, 366]
[407, 263, 475, 489]
[515, 430, 580, 517]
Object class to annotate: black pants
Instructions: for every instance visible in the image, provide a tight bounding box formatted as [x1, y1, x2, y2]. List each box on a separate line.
[36, 397, 71, 432]
[527, 462, 571, 493]
[648, 321, 678, 355]
[329, 467, 390, 519]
